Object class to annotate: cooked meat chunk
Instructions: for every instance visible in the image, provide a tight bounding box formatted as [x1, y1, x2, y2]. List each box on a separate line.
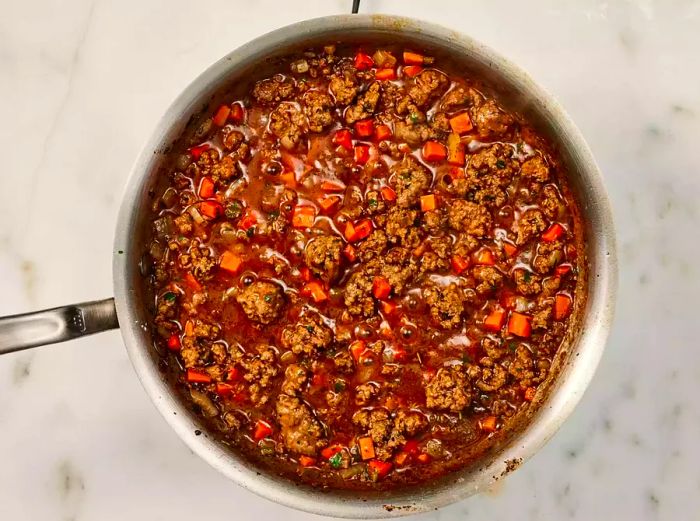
[329, 64, 358, 106]
[520, 155, 550, 183]
[533, 240, 565, 274]
[355, 383, 379, 406]
[385, 207, 420, 247]
[453, 233, 479, 257]
[516, 209, 547, 245]
[242, 346, 279, 406]
[344, 269, 376, 317]
[476, 361, 507, 392]
[390, 155, 432, 208]
[473, 266, 504, 295]
[269, 103, 306, 150]
[471, 99, 513, 137]
[508, 345, 535, 385]
[303, 90, 334, 132]
[440, 86, 481, 112]
[304, 235, 343, 282]
[253, 75, 295, 104]
[281, 364, 308, 396]
[482, 337, 507, 360]
[424, 283, 467, 329]
[222, 129, 245, 151]
[539, 185, 563, 220]
[513, 269, 542, 295]
[333, 350, 355, 374]
[425, 366, 472, 412]
[447, 200, 492, 237]
[211, 155, 238, 181]
[174, 214, 193, 235]
[357, 229, 388, 261]
[352, 408, 392, 445]
[281, 312, 334, 356]
[454, 143, 518, 207]
[276, 394, 325, 456]
[180, 243, 216, 280]
[408, 70, 449, 108]
[345, 81, 381, 124]
[394, 120, 435, 147]
[236, 280, 285, 324]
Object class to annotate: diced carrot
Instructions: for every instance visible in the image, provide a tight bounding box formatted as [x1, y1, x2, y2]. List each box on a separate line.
[226, 367, 240, 382]
[500, 291, 517, 310]
[279, 171, 297, 188]
[199, 200, 223, 219]
[373, 276, 391, 300]
[219, 251, 243, 274]
[321, 445, 344, 460]
[354, 144, 370, 165]
[212, 104, 231, 126]
[375, 68, 396, 81]
[524, 386, 537, 402]
[447, 139, 465, 166]
[451, 254, 470, 274]
[374, 124, 392, 141]
[508, 312, 532, 338]
[292, 205, 316, 228]
[301, 281, 328, 303]
[402, 65, 422, 77]
[298, 455, 316, 467]
[449, 112, 474, 135]
[503, 242, 518, 257]
[343, 244, 357, 262]
[186, 369, 211, 384]
[354, 51, 374, 70]
[420, 194, 437, 212]
[198, 176, 215, 199]
[355, 119, 374, 137]
[167, 334, 181, 351]
[422, 140, 447, 162]
[479, 415, 498, 433]
[189, 143, 210, 160]
[229, 103, 245, 123]
[554, 293, 572, 320]
[403, 51, 425, 65]
[555, 264, 572, 276]
[300, 266, 312, 282]
[380, 300, 397, 315]
[345, 219, 372, 242]
[416, 453, 431, 464]
[394, 452, 409, 466]
[475, 249, 496, 266]
[449, 166, 465, 179]
[332, 129, 353, 150]
[403, 439, 420, 455]
[253, 420, 273, 441]
[380, 186, 396, 202]
[542, 222, 565, 242]
[318, 195, 341, 212]
[321, 180, 345, 192]
[237, 209, 258, 231]
[483, 308, 506, 332]
[311, 372, 327, 387]
[349, 340, 367, 362]
[215, 382, 235, 396]
[368, 459, 393, 479]
[358, 437, 376, 460]
[185, 272, 202, 291]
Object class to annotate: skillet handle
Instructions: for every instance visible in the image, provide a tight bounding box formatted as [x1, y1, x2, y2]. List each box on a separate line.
[0, 298, 118, 355]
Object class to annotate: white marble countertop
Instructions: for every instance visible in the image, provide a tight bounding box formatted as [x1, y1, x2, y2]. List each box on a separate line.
[1, 1, 698, 519]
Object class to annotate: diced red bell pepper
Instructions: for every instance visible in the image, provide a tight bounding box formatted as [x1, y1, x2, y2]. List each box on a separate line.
[226, 367, 240, 382]
[403, 439, 420, 455]
[553, 293, 572, 320]
[508, 312, 532, 338]
[343, 244, 357, 262]
[402, 65, 423, 78]
[198, 176, 215, 199]
[301, 281, 328, 303]
[349, 340, 367, 362]
[474, 249, 496, 266]
[332, 129, 353, 150]
[320, 180, 345, 192]
[237, 209, 258, 231]
[380, 300, 397, 316]
[354, 119, 374, 138]
[344, 219, 373, 242]
[318, 195, 341, 213]
[416, 453, 431, 464]
[298, 455, 316, 467]
[253, 420, 273, 441]
[321, 445, 344, 460]
[354, 144, 370, 165]
[542, 223, 565, 242]
[186, 369, 211, 384]
[185, 272, 202, 291]
[403, 51, 425, 65]
[451, 254, 470, 274]
[215, 382, 235, 396]
[354, 51, 374, 70]
[380, 186, 396, 202]
[479, 415, 498, 433]
[368, 459, 393, 480]
[199, 200, 223, 219]
[503, 242, 518, 257]
[292, 205, 316, 229]
[189, 143, 210, 160]
[166, 334, 181, 351]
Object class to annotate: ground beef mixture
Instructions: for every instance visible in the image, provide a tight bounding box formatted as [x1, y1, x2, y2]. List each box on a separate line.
[144, 45, 583, 490]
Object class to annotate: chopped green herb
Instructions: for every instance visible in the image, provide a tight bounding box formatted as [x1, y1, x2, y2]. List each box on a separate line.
[264, 294, 273, 303]
[496, 159, 506, 169]
[329, 452, 343, 469]
[368, 198, 378, 208]
[268, 210, 280, 221]
[225, 201, 243, 219]
[409, 113, 420, 124]
[305, 325, 315, 334]
[462, 353, 472, 364]
[246, 227, 255, 238]
[163, 292, 177, 302]
[507, 341, 518, 352]
[333, 380, 346, 393]
[523, 271, 531, 283]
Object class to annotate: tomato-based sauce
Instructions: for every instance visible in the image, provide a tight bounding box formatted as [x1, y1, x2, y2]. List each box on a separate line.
[144, 45, 583, 489]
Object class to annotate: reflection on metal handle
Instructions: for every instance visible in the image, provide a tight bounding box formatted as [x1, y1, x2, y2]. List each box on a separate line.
[0, 298, 119, 355]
